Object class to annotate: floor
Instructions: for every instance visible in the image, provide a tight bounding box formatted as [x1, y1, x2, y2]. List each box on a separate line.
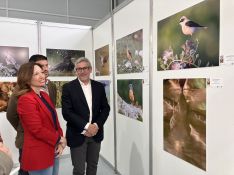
[59, 155, 117, 175]
[10, 155, 118, 175]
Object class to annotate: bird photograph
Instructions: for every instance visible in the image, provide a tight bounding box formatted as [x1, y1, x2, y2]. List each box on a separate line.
[46, 48, 85, 76]
[157, 0, 219, 71]
[179, 16, 208, 36]
[95, 45, 109, 76]
[117, 79, 143, 122]
[116, 29, 144, 74]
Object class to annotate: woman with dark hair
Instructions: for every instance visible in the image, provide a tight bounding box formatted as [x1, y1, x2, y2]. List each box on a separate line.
[16, 62, 66, 175]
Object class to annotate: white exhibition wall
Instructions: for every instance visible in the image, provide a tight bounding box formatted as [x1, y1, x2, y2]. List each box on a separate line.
[113, 0, 150, 174]
[153, 0, 234, 175]
[0, 17, 93, 163]
[0, 17, 38, 163]
[93, 18, 115, 166]
[2, 0, 234, 174]
[40, 21, 93, 155]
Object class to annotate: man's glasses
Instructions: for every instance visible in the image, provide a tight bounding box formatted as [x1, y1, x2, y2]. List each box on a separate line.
[76, 66, 90, 72]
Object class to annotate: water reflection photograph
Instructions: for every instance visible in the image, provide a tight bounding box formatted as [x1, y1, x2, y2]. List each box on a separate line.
[163, 78, 206, 170]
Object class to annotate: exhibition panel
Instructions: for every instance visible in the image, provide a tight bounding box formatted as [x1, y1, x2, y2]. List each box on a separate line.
[93, 18, 115, 167]
[1, 0, 234, 174]
[113, 0, 150, 174]
[0, 17, 93, 163]
[40, 21, 93, 155]
[0, 17, 38, 163]
[153, 0, 234, 174]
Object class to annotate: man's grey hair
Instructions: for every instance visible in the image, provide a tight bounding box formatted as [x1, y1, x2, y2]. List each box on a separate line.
[74, 57, 92, 69]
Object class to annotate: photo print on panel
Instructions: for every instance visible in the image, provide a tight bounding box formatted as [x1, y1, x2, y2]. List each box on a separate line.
[0, 46, 29, 76]
[52, 81, 69, 108]
[98, 80, 110, 104]
[163, 78, 206, 170]
[157, 0, 220, 70]
[46, 49, 85, 76]
[95, 45, 109, 76]
[117, 79, 143, 122]
[116, 29, 143, 74]
[0, 82, 16, 112]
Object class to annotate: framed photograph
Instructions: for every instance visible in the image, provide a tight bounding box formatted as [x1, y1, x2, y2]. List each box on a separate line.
[46, 48, 85, 76]
[0, 46, 29, 76]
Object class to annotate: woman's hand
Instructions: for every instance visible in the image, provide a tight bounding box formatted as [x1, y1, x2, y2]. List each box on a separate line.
[59, 136, 67, 149]
[55, 144, 64, 158]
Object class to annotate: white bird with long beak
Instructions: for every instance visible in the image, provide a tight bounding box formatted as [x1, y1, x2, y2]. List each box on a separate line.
[179, 16, 207, 36]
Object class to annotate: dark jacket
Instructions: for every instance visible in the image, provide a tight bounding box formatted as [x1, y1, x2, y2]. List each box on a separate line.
[62, 79, 110, 147]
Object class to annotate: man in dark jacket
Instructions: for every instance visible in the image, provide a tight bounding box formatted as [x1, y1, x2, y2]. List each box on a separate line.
[62, 57, 110, 175]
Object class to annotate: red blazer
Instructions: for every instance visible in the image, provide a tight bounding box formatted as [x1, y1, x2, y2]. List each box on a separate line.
[17, 90, 63, 171]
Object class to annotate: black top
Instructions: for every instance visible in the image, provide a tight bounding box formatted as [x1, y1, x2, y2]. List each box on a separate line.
[38, 94, 58, 130]
[62, 79, 110, 147]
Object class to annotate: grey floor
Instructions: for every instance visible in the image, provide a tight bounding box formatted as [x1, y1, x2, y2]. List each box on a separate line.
[10, 155, 117, 175]
[59, 155, 117, 175]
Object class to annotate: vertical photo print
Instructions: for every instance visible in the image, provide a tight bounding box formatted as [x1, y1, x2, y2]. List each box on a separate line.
[98, 80, 110, 104]
[53, 81, 68, 108]
[116, 29, 143, 74]
[117, 79, 143, 122]
[0, 46, 29, 76]
[163, 78, 206, 170]
[46, 48, 85, 76]
[0, 82, 16, 112]
[157, 0, 220, 70]
[95, 45, 109, 76]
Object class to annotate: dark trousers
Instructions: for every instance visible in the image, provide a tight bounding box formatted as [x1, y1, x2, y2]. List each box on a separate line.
[19, 149, 29, 175]
[70, 137, 101, 175]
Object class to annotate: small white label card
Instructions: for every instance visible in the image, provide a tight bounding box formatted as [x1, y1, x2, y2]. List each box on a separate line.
[207, 78, 223, 88]
[220, 55, 234, 66]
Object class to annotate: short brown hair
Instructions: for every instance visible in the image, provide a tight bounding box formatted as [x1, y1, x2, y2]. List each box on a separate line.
[14, 62, 42, 97]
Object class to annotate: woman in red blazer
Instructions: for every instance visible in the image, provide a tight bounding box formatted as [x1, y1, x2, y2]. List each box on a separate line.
[16, 62, 66, 175]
